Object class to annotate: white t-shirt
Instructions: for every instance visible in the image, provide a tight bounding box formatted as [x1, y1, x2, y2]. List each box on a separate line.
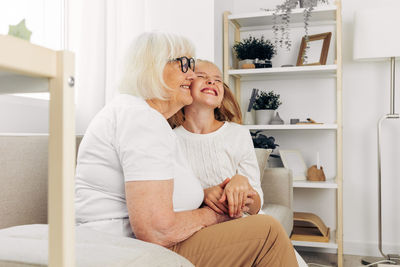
[75, 94, 204, 237]
[174, 122, 263, 208]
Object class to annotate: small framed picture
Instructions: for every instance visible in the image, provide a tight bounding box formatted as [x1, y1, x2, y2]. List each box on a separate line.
[280, 150, 307, 181]
[296, 32, 332, 66]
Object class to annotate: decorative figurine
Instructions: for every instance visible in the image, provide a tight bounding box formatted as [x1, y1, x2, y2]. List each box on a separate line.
[270, 112, 284, 125]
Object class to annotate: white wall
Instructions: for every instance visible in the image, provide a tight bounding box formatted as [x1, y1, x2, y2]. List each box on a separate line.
[213, 0, 234, 71]
[229, 0, 400, 257]
[146, 0, 215, 61]
[341, 0, 400, 256]
[146, 0, 234, 70]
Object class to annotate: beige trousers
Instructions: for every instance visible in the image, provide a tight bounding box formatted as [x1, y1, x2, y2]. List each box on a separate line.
[170, 214, 298, 267]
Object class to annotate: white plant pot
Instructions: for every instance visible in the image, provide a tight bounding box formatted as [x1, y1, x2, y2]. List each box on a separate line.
[238, 59, 255, 69]
[255, 109, 275, 125]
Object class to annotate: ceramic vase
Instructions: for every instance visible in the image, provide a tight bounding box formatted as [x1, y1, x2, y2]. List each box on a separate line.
[255, 109, 275, 125]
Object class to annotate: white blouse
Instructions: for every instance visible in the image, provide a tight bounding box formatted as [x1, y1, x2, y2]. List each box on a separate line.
[75, 94, 204, 237]
[174, 122, 263, 207]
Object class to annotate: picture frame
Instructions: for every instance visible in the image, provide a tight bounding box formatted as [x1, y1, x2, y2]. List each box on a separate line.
[296, 32, 332, 66]
[279, 150, 307, 181]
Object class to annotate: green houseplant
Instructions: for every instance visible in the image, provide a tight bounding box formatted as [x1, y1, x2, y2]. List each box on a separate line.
[261, 0, 329, 51]
[251, 131, 280, 170]
[251, 131, 279, 151]
[253, 91, 282, 125]
[233, 35, 276, 68]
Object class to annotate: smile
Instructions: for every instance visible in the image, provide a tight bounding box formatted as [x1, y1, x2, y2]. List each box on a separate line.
[180, 85, 190, 89]
[200, 88, 218, 96]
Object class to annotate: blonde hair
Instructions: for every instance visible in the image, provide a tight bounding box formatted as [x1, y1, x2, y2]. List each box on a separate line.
[118, 31, 195, 100]
[168, 60, 242, 128]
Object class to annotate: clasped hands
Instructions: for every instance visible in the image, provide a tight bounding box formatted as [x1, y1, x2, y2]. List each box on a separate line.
[203, 174, 256, 218]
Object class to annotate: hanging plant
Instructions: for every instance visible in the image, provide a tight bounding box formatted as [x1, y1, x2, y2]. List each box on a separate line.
[261, 0, 329, 51]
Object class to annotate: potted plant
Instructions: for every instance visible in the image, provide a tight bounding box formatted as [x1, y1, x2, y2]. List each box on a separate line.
[233, 35, 276, 69]
[252, 90, 282, 124]
[251, 131, 279, 150]
[250, 131, 280, 170]
[261, 0, 329, 51]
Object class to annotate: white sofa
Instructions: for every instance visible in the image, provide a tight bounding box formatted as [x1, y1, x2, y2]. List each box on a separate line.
[0, 135, 294, 266]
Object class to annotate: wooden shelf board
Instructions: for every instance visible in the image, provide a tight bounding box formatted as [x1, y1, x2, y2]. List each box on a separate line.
[0, 35, 57, 79]
[293, 179, 338, 189]
[292, 232, 338, 249]
[244, 124, 338, 130]
[228, 65, 337, 80]
[228, 6, 337, 27]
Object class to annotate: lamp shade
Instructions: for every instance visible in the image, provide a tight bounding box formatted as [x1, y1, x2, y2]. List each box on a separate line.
[353, 7, 400, 61]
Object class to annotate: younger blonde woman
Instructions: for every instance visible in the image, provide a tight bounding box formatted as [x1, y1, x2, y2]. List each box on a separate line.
[169, 60, 262, 218]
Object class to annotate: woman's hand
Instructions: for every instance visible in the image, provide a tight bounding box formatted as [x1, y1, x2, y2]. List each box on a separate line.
[202, 205, 231, 224]
[203, 178, 231, 214]
[219, 174, 254, 217]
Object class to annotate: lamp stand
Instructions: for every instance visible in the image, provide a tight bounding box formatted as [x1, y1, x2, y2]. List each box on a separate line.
[362, 57, 400, 266]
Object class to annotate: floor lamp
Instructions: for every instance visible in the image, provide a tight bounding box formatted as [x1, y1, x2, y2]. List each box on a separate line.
[353, 8, 400, 266]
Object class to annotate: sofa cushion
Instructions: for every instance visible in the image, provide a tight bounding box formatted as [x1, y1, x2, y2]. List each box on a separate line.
[0, 224, 194, 267]
[0, 136, 49, 229]
[0, 135, 83, 230]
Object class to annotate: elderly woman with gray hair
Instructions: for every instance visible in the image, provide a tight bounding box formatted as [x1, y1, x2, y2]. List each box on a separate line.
[75, 31, 297, 266]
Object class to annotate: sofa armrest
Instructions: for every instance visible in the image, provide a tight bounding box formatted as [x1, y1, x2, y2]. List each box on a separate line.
[261, 168, 293, 210]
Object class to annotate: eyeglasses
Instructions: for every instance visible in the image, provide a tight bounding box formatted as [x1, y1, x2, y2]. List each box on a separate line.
[171, 56, 195, 73]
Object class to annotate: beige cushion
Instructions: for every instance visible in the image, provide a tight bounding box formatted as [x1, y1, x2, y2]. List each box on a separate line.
[254, 148, 272, 183]
[0, 136, 48, 229]
[260, 168, 293, 236]
[0, 224, 194, 267]
[0, 135, 83, 230]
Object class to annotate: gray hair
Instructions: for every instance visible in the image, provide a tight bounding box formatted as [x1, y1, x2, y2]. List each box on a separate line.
[119, 31, 196, 100]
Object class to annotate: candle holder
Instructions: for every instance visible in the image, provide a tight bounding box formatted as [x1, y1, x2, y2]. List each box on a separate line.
[307, 165, 326, 181]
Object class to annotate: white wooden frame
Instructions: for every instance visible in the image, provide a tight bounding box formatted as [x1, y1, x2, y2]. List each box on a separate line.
[0, 35, 75, 267]
[280, 150, 308, 181]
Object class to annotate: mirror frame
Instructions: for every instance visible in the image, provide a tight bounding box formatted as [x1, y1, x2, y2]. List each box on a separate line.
[296, 32, 332, 66]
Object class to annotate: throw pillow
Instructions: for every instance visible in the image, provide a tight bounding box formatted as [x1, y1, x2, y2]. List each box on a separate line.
[254, 148, 272, 183]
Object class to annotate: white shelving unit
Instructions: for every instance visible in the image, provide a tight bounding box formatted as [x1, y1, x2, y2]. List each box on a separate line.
[228, 6, 337, 27]
[293, 179, 338, 189]
[228, 64, 337, 80]
[243, 124, 338, 130]
[292, 232, 338, 249]
[0, 35, 75, 267]
[223, 1, 343, 266]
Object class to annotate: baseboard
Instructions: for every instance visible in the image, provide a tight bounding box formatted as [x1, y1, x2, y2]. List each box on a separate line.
[344, 240, 400, 257]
